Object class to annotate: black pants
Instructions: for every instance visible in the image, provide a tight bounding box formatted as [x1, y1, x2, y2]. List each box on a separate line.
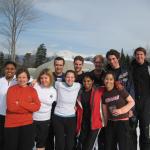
[34, 120, 50, 148]
[53, 115, 76, 150]
[77, 128, 100, 150]
[98, 127, 105, 150]
[45, 120, 54, 150]
[45, 101, 56, 150]
[128, 116, 137, 150]
[4, 124, 35, 150]
[105, 120, 130, 150]
[135, 99, 150, 150]
[138, 116, 150, 150]
[0, 115, 5, 150]
[139, 122, 150, 150]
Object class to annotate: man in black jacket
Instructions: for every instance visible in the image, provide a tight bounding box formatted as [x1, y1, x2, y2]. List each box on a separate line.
[131, 47, 150, 150]
[106, 49, 135, 97]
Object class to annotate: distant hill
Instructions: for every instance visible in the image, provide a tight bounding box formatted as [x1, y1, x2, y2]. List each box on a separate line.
[47, 50, 95, 58]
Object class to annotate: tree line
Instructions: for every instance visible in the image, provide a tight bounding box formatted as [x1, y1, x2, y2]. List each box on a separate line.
[0, 44, 133, 77]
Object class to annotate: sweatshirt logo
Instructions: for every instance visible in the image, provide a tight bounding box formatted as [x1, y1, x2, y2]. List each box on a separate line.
[105, 95, 120, 103]
[118, 72, 128, 79]
[50, 95, 53, 98]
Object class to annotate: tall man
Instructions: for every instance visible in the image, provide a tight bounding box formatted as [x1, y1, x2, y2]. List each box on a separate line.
[106, 49, 134, 97]
[131, 47, 150, 150]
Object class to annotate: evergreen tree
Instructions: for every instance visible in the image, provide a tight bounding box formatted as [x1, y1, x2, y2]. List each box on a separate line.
[35, 44, 47, 67]
[0, 52, 4, 77]
[15, 55, 21, 66]
[120, 48, 126, 66]
[125, 54, 130, 69]
[23, 53, 34, 68]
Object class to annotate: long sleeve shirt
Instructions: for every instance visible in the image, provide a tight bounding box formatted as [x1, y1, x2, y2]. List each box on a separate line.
[33, 83, 57, 121]
[54, 81, 81, 117]
[5, 84, 41, 128]
[0, 76, 17, 116]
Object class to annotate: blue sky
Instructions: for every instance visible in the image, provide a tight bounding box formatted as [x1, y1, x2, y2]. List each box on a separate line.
[1, 0, 150, 56]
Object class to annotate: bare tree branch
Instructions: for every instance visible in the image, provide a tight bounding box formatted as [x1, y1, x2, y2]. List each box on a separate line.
[0, 0, 38, 61]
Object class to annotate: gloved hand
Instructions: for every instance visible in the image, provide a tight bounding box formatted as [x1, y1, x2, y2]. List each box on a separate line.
[129, 115, 138, 129]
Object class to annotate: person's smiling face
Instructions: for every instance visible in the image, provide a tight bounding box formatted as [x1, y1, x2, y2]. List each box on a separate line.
[104, 74, 115, 91]
[83, 77, 94, 91]
[107, 55, 120, 69]
[17, 72, 29, 87]
[5, 64, 16, 80]
[65, 72, 75, 86]
[135, 51, 146, 65]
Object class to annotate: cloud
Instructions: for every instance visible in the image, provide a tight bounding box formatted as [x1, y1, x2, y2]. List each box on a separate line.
[1, 0, 150, 55]
[33, 0, 150, 49]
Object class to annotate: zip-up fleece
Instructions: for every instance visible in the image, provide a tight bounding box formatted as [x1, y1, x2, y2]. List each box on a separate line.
[76, 86, 105, 136]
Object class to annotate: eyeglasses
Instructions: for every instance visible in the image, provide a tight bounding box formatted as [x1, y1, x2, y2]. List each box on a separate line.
[94, 61, 102, 64]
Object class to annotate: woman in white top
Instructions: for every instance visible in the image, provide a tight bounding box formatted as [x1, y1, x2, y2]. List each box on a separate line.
[33, 68, 57, 150]
[0, 61, 17, 150]
[53, 70, 81, 150]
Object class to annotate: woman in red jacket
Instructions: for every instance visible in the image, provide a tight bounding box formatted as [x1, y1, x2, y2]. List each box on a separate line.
[76, 73, 105, 150]
[4, 68, 41, 150]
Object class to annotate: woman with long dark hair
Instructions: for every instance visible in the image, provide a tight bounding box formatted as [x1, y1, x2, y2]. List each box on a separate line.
[102, 71, 135, 150]
[76, 73, 105, 150]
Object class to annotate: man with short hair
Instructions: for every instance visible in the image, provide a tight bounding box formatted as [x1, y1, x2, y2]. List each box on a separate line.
[46, 56, 65, 150]
[53, 56, 65, 82]
[106, 49, 135, 97]
[131, 47, 150, 150]
[74, 55, 85, 84]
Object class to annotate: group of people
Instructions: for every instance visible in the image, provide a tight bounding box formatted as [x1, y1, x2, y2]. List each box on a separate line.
[0, 47, 150, 150]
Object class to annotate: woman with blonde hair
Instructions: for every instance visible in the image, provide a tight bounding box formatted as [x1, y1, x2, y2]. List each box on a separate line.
[33, 68, 57, 150]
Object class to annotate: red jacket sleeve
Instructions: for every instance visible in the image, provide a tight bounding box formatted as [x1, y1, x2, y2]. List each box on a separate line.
[6, 87, 29, 114]
[19, 88, 41, 112]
